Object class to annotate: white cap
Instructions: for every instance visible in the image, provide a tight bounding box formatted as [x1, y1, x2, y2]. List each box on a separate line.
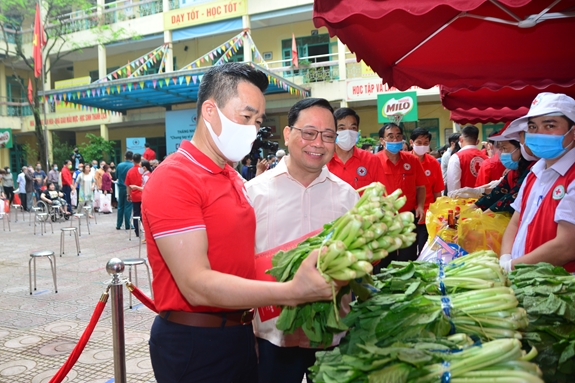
[501, 93, 575, 141]
[276, 149, 286, 158]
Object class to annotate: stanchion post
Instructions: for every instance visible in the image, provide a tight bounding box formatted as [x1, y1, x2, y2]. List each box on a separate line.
[106, 258, 127, 383]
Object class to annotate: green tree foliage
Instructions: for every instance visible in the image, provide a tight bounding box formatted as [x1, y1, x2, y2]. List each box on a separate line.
[51, 134, 74, 167]
[0, 0, 127, 169]
[79, 133, 115, 163]
[357, 135, 378, 149]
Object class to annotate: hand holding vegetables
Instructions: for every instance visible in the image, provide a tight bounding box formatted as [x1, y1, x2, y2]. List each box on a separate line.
[267, 182, 417, 347]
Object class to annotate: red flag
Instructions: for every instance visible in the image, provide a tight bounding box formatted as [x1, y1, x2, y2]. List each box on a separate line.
[291, 33, 298, 69]
[28, 78, 34, 104]
[33, 4, 46, 78]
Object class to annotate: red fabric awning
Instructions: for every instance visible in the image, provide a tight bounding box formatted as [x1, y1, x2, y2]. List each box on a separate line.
[441, 82, 575, 111]
[450, 107, 529, 124]
[313, 0, 575, 91]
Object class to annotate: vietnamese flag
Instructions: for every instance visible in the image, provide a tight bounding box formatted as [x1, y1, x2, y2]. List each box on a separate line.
[28, 78, 34, 104]
[291, 33, 298, 69]
[33, 4, 46, 78]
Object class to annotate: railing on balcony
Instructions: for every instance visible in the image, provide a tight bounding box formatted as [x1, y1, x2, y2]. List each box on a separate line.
[266, 52, 365, 85]
[12, 0, 165, 41]
[0, 97, 33, 117]
[0, 27, 19, 45]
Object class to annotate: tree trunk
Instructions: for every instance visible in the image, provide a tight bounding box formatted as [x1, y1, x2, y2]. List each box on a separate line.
[33, 107, 48, 170]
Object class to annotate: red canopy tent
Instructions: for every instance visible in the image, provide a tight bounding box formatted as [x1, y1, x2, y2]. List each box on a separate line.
[449, 106, 529, 124]
[313, 0, 575, 91]
[441, 82, 575, 111]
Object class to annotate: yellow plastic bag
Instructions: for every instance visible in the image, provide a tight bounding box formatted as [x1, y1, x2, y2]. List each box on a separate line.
[425, 196, 476, 242]
[457, 211, 511, 255]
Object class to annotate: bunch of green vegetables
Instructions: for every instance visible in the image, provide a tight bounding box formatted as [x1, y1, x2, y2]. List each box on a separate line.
[310, 335, 543, 383]
[267, 182, 417, 347]
[338, 282, 528, 356]
[371, 250, 509, 296]
[509, 263, 575, 383]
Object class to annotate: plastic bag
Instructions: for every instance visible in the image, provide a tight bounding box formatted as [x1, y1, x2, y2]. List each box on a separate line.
[425, 196, 476, 242]
[100, 194, 112, 213]
[418, 235, 468, 263]
[457, 210, 510, 255]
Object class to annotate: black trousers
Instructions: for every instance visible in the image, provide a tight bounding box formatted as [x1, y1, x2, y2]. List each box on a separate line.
[3, 186, 14, 204]
[257, 338, 319, 383]
[19, 193, 27, 211]
[149, 315, 258, 383]
[61, 185, 73, 213]
[416, 222, 429, 257]
[132, 201, 141, 237]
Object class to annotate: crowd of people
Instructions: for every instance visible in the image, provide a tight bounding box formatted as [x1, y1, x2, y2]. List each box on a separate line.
[2, 62, 573, 383]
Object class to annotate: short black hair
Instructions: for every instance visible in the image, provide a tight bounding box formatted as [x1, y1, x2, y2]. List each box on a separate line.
[448, 133, 461, 144]
[133, 153, 142, 164]
[196, 63, 269, 118]
[410, 127, 432, 141]
[334, 107, 360, 129]
[378, 123, 403, 138]
[125, 151, 133, 160]
[461, 125, 480, 142]
[487, 130, 500, 145]
[144, 142, 150, 148]
[361, 143, 373, 150]
[63, 160, 70, 166]
[287, 98, 335, 128]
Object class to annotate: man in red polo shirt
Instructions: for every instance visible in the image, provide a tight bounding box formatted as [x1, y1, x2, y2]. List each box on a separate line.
[143, 142, 156, 161]
[475, 130, 507, 187]
[125, 153, 143, 237]
[61, 160, 74, 213]
[446, 125, 488, 193]
[142, 63, 335, 383]
[500, 92, 575, 272]
[410, 128, 444, 254]
[327, 107, 386, 190]
[375, 123, 426, 267]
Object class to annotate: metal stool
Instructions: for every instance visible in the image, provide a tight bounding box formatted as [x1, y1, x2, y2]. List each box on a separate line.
[82, 204, 97, 224]
[123, 258, 153, 309]
[70, 213, 87, 236]
[60, 227, 81, 256]
[29, 206, 42, 226]
[0, 212, 10, 232]
[11, 204, 25, 222]
[29, 250, 57, 294]
[34, 213, 53, 235]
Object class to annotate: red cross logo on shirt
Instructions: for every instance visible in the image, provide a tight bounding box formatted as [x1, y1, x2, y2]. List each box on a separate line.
[553, 185, 565, 200]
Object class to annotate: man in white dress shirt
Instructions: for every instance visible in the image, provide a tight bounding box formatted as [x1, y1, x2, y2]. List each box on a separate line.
[246, 98, 358, 383]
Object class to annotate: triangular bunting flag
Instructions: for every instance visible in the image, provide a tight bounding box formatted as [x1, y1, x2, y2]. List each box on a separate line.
[185, 76, 191, 85]
[192, 76, 197, 84]
[165, 78, 170, 87]
[140, 82, 144, 89]
[178, 76, 184, 85]
[152, 79, 157, 88]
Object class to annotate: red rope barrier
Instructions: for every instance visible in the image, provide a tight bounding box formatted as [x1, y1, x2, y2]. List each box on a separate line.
[49, 291, 109, 383]
[127, 282, 158, 313]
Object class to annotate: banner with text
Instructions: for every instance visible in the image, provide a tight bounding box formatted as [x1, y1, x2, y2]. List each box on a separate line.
[0, 128, 13, 149]
[24, 111, 123, 131]
[127, 138, 146, 155]
[164, 0, 247, 30]
[166, 109, 197, 154]
[377, 91, 419, 123]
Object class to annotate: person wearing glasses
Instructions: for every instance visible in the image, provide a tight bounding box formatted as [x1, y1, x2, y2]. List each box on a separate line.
[246, 98, 358, 383]
[327, 107, 386, 191]
[375, 123, 427, 268]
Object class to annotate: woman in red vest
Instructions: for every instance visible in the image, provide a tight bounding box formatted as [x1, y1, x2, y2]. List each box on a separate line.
[500, 93, 575, 272]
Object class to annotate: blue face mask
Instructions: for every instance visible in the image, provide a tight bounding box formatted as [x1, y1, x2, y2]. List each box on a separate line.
[500, 150, 519, 170]
[385, 141, 403, 154]
[525, 127, 574, 160]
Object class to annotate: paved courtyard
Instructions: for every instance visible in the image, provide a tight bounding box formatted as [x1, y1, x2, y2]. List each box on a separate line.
[0, 207, 156, 382]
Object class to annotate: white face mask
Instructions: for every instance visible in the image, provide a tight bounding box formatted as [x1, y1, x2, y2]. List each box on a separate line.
[520, 143, 539, 162]
[138, 167, 144, 175]
[413, 145, 430, 156]
[336, 130, 359, 151]
[203, 105, 257, 163]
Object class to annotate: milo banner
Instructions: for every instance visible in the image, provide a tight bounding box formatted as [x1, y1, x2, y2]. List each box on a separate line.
[377, 91, 418, 123]
[0, 128, 13, 149]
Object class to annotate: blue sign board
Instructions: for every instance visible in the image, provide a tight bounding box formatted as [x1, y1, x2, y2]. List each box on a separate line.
[165, 109, 197, 155]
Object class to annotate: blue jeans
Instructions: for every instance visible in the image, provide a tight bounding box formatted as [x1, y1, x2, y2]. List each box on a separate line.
[61, 185, 73, 213]
[149, 315, 258, 383]
[116, 186, 132, 229]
